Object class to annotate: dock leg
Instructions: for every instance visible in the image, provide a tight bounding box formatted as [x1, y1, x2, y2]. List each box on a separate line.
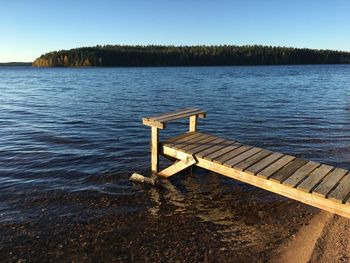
[151, 126, 159, 174]
[189, 115, 197, 132]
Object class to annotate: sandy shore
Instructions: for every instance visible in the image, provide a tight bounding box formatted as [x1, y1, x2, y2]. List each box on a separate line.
[271, 211, 350, 263]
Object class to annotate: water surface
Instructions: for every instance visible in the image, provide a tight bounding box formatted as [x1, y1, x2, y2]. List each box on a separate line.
[1, 65, 350, 262]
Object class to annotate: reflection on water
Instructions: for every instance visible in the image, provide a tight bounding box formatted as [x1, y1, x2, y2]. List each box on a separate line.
[133, 168, 317, 261]
[0, 65, 349, 261]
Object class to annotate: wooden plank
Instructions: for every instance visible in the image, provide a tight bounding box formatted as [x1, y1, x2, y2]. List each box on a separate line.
[157, 156, 196, 178]
[151, 126, 159, 173]
[185, 137, 225, 155]
[195, 139, 233, 158]
[346, 195, 350, 206]
[213, 145, 253, 164]
[297, 164, 334, 193]
[224, 147, 263, 168]
[142, 118, 165, 129]
[146, 108, 195, 120]
[269, 158, 308, 183]
[196, 139, 235, 159]
[245, 152, 284, 175]
[163, 132, 196, 144]
[257, 155, 295, 179]
[204, 143, 242, 161]
[156, 109, 206, 123]
[313, 168, 348, 198]
[164, 132, 202, 148]
[235, 150, 272, 171]
[169, 133, 206, 149]
[180, 134, 218, 152]
[189, 115, 197, 132]
[283, 161, 320, 188]
[153, 108, 201, 121]
[328, 173, 350, 203]
[161, 145, 350, 219]
[143, 108, 206, 128]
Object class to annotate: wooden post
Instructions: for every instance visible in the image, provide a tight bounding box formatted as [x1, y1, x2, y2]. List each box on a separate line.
[189, 115, 197, 132]
[151, 126, 159, 174]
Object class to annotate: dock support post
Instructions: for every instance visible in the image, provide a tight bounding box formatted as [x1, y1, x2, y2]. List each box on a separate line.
[151, 126, 159, 174]
[189, 115, 197, 132]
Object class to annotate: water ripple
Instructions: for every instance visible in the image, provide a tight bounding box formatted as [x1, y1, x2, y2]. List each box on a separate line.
[0, 65, 350, 237]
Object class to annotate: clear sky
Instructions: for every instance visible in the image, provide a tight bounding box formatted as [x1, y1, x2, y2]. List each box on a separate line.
[1, 0, 349, 62]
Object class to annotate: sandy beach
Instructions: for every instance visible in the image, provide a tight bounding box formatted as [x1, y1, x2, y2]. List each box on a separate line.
[272, 211, 350, 263]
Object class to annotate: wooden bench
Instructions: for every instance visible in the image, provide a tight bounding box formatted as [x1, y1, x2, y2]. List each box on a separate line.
[142, 108, 350, 219]
[142, 108, 206, 174]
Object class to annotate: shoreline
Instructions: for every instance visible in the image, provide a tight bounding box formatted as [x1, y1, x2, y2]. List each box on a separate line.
[270, 211, 332, 263]
[271, 211, 350, 263]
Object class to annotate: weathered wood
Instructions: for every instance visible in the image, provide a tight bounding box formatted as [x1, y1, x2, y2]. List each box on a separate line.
[313, 168, 348, 198]
[214, 145, 253, 164]
[204, 142, 241, 161]
[142, 118, 165, 129]
[129, 173, 158, 186]
[157, 156, 196, 178]
[143, 108, 350, 219]
[269, 158, 308, 183]
[156, 109, 205, 123]
[245, 152, 283, 175]
[189, 115, 197, 132]
[163, 133, 198, 148]
[257, 155, 295, 179]
[297, 164, 334, 193]
[169, 133, 205, 149]
[142, 108, 206, 129]
[161, 145, 350, 219]
[151, 126, 159, 173]
[185, 137, 223, 154]
[196, 139, 234, 159]
[235, 149, 272, 171]
[283, 161, 320, 187]
[163, 131, 196, 144]
[189, 137, 228, 156]
[180, 134, 218, 152]
[328, 173, 350, 203]
[224, 147, 263, 167]
[146, 108, 195, 120]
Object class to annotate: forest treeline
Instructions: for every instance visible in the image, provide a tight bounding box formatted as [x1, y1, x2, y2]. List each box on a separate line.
[32, 45, 350, 67]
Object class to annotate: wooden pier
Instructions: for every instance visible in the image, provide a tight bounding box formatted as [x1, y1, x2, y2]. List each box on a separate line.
[142, 108, 350, 219]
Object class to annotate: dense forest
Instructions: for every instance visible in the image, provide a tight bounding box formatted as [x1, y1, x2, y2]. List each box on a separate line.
[32, 45, 350, 67]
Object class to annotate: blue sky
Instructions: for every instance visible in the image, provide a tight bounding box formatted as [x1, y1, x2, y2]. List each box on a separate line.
[1, 0, 349, 62]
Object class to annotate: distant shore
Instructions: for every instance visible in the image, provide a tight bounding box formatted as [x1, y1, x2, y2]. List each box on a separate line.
[32, 45, 350, 67]
[0, 62, 32, 67]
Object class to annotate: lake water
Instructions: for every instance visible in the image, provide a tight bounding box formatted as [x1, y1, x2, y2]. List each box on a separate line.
[1, 65, 350, 262]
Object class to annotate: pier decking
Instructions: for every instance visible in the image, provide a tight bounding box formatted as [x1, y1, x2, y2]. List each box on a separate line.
[142, 108, 350, 219]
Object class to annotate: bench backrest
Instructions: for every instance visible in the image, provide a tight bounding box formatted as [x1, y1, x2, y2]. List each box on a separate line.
[142, 108, 206, 129]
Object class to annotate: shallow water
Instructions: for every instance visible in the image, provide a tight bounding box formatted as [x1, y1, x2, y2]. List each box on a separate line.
[1, 65, 350, 261]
